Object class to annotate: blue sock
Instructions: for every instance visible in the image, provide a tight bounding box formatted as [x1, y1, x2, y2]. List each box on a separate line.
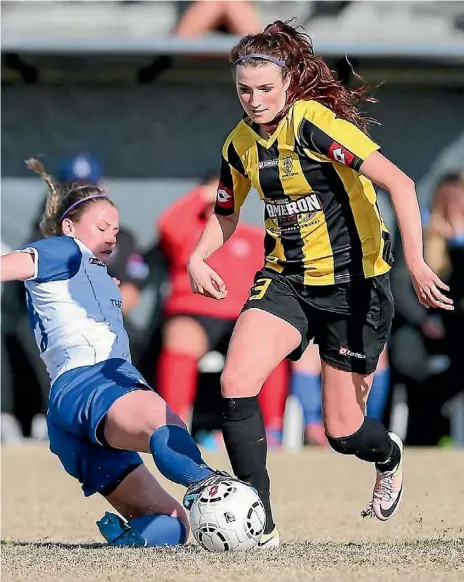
[291, 371, 322, 424]
[367, 368, 390, 421]
[150, 424, 213, 487]
[129, 514, 187, 547]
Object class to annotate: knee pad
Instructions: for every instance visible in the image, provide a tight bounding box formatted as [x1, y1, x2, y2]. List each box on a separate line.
[327, 417, 391, 462]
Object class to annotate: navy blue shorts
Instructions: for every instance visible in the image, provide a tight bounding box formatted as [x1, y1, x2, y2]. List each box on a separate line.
[47, 358, 150, 497]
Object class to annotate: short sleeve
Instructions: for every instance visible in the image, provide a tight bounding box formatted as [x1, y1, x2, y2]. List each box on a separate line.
[19, 236, 82, 283]
[299, 105, 380, 171]
[214, 141, 251, 216]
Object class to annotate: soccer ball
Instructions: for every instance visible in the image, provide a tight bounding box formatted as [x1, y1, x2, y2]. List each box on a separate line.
[190, 480, 266, 551]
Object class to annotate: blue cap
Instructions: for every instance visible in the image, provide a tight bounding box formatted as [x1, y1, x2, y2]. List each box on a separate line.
[59, 153, 103, 184]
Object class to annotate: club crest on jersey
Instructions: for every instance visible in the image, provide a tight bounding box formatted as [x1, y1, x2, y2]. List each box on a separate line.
[265, 194, 321, 219]
[89, 257, 105, 268]
[328, 142, 355, 167]
[216, 182, 234, 210]
[282, 156, 294, 177]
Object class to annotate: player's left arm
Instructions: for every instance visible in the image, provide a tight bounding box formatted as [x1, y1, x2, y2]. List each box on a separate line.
[360, 151, 453, 311]
[0, 251, 36, 281]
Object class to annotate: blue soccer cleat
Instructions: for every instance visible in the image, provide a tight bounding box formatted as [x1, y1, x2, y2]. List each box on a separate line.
[96, 512, 147, 547]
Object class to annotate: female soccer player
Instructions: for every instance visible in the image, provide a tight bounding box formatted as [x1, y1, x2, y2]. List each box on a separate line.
[188, 20, 454, 547]
[0, 159, 235, 547]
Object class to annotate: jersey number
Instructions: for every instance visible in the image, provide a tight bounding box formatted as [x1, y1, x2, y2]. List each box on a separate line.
[249, 278, 271, 301]
[26, 289, 48, 353]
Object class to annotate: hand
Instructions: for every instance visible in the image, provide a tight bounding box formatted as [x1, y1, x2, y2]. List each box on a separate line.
[408, 259, 453, 311]
[187, 256, 227, 300]
[112, 277, 120, 286]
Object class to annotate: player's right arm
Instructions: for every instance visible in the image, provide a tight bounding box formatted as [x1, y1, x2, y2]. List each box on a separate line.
[1, 237, 82, 283]
[188, 140, 251, 300]
[0, 251, 35, 282]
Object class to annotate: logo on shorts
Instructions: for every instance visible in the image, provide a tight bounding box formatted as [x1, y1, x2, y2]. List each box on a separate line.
[339, 346, 366, 359]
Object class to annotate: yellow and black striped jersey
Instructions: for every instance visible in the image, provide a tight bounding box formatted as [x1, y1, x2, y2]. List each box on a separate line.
[214, 99, 393, 286]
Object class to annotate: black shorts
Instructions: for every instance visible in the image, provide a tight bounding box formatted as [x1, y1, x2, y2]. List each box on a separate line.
[241, 268, 394, 375]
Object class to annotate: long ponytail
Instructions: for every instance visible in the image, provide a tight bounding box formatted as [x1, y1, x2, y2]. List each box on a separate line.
[25, 158, 62, 237]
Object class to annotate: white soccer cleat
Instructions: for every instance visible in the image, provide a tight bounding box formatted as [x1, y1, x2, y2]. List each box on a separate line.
[256, 526, 280, 549]
[362, 432, 404, 521]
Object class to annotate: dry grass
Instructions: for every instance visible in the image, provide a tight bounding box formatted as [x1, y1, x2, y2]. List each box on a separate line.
[2, 444, 464, 581]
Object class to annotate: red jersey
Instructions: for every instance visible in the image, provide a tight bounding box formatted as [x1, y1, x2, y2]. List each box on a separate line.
[158, 187, 265, 319]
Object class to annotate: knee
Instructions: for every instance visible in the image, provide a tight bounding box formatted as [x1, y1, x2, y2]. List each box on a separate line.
[220, 367, 260, 398]
[326, 432, 360, 456]
[326, 417, 368, 456]
[326, 416, 391, 462]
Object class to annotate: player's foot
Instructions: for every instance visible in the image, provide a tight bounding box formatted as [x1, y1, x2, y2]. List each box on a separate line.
[362, 432, 404, 521]
[183, 470, 241, 510]
[97, 512, 146, 547]
[256, 526, 280, 549]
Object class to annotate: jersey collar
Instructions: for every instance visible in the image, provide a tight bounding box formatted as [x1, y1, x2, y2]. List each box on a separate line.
[241, 104, 293, 149]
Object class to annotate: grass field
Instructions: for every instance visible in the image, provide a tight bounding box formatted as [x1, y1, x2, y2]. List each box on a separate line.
[2, 444, 463, 581]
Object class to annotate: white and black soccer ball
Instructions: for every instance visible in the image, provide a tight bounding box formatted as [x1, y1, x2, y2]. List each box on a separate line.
[190, 480, 266, 551]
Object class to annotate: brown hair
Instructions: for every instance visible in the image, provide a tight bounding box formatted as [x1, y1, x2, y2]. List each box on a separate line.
[25, 158, 113, 237]
[230, 20, 378, 133]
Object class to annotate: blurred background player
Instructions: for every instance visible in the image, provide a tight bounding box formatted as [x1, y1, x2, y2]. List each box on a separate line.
[156, 172, 288, 447]
[424, 172, 464, 414]
[138, 0, 261, 82]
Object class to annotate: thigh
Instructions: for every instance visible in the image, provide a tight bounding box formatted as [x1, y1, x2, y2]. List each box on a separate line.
[317, 273, 394, 376]
[222, 308, 301, 397]
[104, 464, 189, 533]
[47, 416, 143, 498]
[292, 342, 321, 374]
[104, 389, 184, 452]
[243, 270, 311, 359]
[48, 359, 155, 445]
[222, 271, 305, 396]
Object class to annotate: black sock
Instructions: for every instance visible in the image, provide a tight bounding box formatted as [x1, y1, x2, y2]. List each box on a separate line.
[376, 440, 401, 473]
[327, 416, 400, 470]
[222, 396, 275, 534]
